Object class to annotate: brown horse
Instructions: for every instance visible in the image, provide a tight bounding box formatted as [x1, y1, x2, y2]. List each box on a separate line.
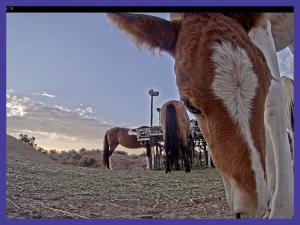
[107, 13, 278, 218]
[160, 100, 191, 173]
[103, 127, 150, 169]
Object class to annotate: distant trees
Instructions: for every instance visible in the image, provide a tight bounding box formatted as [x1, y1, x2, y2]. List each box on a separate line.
[18, 134, 37, 148]
[79, 148, 87, 153]
[18, 133, 46, 153]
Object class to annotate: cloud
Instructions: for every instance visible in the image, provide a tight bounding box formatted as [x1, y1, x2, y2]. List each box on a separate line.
[6, 95, 33, 117]
[54, 105, 72, 113]
[33, 91, 56, 98]
[75, 106, 94, 117]
[6, 94, 115, 150]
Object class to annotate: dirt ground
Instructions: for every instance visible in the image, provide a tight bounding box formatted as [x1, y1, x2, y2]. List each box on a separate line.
[6, 158, 232, 219]
[6, 134, 232, 219]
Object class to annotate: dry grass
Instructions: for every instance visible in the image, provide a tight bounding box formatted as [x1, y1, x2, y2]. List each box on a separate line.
[6, 158, 232, 218]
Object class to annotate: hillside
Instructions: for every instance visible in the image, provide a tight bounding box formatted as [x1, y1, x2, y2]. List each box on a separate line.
[6, 135, 56, 164]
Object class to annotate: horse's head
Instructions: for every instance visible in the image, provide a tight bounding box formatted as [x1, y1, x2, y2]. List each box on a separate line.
[108, 13, 271, 217]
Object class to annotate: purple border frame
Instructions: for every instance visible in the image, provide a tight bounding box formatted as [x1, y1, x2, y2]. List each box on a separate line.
[0, 0, 298, 225]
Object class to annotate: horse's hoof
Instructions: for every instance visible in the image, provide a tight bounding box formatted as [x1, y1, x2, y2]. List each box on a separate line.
[185, 169, 191, 173]
[165, 169, 171, 173]
[235, 213, 241, 219]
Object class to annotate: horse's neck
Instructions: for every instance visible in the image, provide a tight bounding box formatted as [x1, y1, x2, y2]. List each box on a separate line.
[249, 21, 280, 79]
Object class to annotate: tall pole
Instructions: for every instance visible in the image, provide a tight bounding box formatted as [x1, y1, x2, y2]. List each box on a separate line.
[148, 89, 159, 170]
[148, 89, 159, 127]
[150, 95, 153, 127]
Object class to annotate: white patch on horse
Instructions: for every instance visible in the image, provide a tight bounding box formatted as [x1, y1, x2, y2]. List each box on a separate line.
[211, 41, 270, 215]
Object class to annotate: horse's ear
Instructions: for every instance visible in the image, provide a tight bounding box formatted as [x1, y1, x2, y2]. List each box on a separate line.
[264, 13, 294, 52]
[107, 13, 179, 56]
[222, 13, 267, 33]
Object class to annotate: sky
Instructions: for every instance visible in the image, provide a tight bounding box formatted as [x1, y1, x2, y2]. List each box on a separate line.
[6, 13, 294, 153]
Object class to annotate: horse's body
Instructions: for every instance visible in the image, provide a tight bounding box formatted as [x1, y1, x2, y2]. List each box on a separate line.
[103, 127, 151, 169]
[281, 76, 294, 158]
[107, 12, 294, 218]
[160, 100, 191, 173]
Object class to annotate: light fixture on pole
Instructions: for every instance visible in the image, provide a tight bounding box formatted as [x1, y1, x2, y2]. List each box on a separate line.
[148, 89, 159, 127]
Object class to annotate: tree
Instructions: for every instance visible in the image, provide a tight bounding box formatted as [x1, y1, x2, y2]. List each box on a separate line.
[18, 134, 37, 149]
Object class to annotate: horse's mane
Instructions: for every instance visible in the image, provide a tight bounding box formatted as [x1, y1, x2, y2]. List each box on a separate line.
[221, 13, 266, 32]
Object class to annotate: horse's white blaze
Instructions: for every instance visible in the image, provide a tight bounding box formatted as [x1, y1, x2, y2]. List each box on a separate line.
[211, 41, 270, 215]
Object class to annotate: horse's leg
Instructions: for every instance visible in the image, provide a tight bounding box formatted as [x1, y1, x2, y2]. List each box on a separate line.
[287, 131, 294, 163]
[165, 153, 171, 173]
[181, 144, 191, 173]
[235, 213, 241, 219]
[174, 147, 180, 171]
[146, 143, 151, 170]
[287, 125, 294, 164]
[249, 22, 294, 218]
[222, 176, 235, 216]
[264, 81, 293, 218]
[265, 128, 276, 199]
[263, 128, 274, 218]
[108, 142, 118, 170]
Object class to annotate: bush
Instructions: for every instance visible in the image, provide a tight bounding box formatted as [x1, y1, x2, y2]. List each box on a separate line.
[37, 147, 47, 154]
[79, 148, 87, 153]
[79, 156, 97, 167]
[71, 152, 82, 160]
[49, 149, 57, 154]
[115, 150, 128, 156]
[19, 134, 37, 148]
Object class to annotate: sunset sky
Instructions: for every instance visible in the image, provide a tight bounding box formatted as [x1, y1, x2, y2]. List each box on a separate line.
[6, 13, 294, 154]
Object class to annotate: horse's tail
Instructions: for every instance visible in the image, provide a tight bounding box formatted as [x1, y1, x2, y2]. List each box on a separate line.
[164, 104, 180, 161]
[281, 76, 294, 131]
[103, 132, 110, 168]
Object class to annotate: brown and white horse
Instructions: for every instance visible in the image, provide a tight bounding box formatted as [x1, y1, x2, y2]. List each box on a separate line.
[103, 127, 150, 169]
[160, 100, 191, 173]
[107, 12, 293, 218]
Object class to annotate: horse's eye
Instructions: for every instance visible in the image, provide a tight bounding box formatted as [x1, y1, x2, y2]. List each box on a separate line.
[185, 103, 202, 114]
[181, 97, 202, 114]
